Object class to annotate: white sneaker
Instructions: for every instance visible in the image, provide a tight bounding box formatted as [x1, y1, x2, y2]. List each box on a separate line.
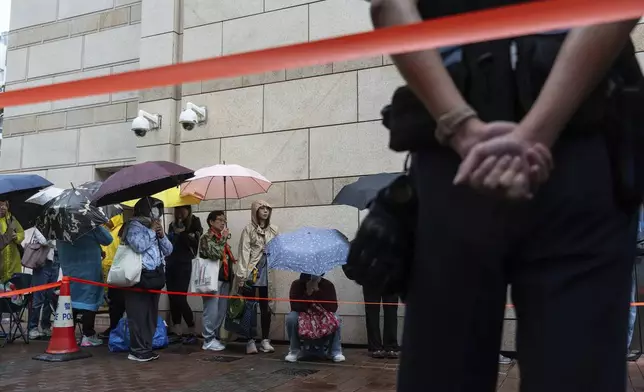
[81, 335, 103, 347]
[28, 329, 42, 340]
[41, 328, 52, 337]
[498, 354, 512, 365]
[285, 351, 300, 363]
[332, 353, 346, 363]
[202, 339, 225, 352]
[246, 339, 258, 355]
[260, 339, 275, 353]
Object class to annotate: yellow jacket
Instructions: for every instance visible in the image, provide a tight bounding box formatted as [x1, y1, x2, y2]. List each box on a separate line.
[101, 214, 123, 282]
[0, 214, 25, 282]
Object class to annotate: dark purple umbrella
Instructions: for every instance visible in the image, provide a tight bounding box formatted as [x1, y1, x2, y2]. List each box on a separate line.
[90, 161, 194, 207]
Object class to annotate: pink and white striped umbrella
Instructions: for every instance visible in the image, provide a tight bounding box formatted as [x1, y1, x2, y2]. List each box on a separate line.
[180, 164, 271, 200]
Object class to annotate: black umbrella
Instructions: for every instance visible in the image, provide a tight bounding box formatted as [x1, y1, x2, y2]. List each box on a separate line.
[332, 173, 402, 210]
[90, 161, 194, 207]
[37, 181, 123, 243]
[0, 174, 53, 228]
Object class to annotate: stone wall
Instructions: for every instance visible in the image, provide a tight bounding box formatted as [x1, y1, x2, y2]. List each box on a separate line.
[1, 1, 643, 346]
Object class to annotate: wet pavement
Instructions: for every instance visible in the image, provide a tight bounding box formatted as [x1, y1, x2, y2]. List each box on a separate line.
[1, 340, 643, 391]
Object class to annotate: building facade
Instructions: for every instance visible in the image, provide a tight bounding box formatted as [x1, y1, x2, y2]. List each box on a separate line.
[0, 0, 643, 346]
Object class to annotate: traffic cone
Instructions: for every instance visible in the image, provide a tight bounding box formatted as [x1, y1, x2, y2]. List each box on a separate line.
[33, 276, 92, 362]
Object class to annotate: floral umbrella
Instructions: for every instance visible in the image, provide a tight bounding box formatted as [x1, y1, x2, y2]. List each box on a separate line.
[37, 182, 122, 243]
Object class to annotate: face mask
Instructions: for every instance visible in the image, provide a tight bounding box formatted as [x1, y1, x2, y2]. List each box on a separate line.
[150, 207, 161, 220]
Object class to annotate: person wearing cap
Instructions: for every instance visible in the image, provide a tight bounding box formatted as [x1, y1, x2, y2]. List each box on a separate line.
[285, 273, 345, 363]
[122, 197, 172, 362]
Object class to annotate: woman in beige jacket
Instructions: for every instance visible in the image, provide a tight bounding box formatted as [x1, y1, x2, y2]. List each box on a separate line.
[236, 200, 279, 354]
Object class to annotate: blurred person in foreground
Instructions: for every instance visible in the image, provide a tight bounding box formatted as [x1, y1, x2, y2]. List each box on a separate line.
[0, 200, 25, 282]
[99, 214, 125, 339]
[122, 197, 172, 362]
[370, 0, 643, 390]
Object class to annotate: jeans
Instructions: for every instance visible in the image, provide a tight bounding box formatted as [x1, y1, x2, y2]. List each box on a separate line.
[285, 311, 342, 356]
[28, 260, 59, 331]
[202, 281, 230, 343]
[628, 272, 637, 350]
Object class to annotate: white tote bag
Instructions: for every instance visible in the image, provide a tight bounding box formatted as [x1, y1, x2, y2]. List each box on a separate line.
[189, 257, 220, 293]
[107, 244, 143, 287]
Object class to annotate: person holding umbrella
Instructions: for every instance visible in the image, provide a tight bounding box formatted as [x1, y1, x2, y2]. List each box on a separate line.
[0, 201, 25, 282]
[237, 200, 279, 354]
[122, 197, 172, 362]
[58, 221, 113, 347]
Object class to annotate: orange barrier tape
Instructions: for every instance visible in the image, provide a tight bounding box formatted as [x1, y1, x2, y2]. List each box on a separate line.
[0, 281, 61, 299]
[0, 0, 641, 108]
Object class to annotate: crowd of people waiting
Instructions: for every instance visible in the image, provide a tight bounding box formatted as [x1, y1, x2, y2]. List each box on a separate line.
[1, 197, 401, 363]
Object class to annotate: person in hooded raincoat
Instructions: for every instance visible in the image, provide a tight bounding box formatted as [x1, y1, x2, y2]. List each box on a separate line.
[99, 214, 126, 338]
[58, 221, 113, 347]
[0, 200, 25, 283]
[236, 200, 279, 355]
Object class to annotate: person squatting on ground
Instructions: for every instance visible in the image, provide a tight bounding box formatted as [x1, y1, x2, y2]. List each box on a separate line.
[166, 205, 202, 344]
[122, 197, 172, 362]
[199, 210, 235, 352]
[237, 200, 279, 354]
[370, 0, 643, 391]
[285, 274, 345, 363]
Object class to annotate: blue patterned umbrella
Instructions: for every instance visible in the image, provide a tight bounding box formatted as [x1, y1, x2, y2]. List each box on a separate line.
[265, 227, 349, 276]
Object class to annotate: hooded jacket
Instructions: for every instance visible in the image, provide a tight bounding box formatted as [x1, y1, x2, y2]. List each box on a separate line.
[236, 200, 279, 282]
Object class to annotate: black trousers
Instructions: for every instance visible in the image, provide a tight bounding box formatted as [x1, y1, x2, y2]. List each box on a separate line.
[108, 288, 126, 331]
[398, 132, 635, 392]
[256, 286, 271, 340]
[363, 286, 399, 352]
[72, 310, 96, 337]
[166, 263, 194, 328]
[124, 268, 164, 355]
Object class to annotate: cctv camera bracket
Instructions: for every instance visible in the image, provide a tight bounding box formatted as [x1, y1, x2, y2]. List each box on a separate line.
[138, 110, 162, 130]
[186, 102, 207, 124]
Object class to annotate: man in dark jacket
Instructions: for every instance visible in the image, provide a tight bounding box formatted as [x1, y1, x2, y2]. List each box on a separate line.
[166, 205, 202, 344]
[285, 274, 345, 363]
[370, 0, 642, 391]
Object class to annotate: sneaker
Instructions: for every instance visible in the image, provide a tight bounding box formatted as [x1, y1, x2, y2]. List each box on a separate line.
[98, 329, 112, 340]
[627, 350, 641, 362]
[332, 353, 346, 363]
[260, 339, 275, 353]
[28, 329, 42, 340]
[386, 350, 399, 359]
[499, 354, 512, 365]
[371, 350, 386, 359]
[246, 340, 258, 355]
[41, 328, 52, 338]
[81, 335, 103, 347]
[127, 352, 158, 362]
[285, 351, 300, 363]
[202, 339, 225, 352]
[182, 334, 198, 345]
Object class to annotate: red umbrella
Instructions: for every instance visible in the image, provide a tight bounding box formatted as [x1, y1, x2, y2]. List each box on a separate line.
[90, 161, 194, 207]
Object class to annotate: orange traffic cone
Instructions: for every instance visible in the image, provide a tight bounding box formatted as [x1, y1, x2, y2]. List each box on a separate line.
[33, 276, 92, 362]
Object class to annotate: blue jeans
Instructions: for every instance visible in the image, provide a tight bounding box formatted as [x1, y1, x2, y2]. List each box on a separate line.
[202, 281, 230, 343]
[285, 311, 342, 357]
[28, 260, 59, 331]
[628, 272, 637, 350]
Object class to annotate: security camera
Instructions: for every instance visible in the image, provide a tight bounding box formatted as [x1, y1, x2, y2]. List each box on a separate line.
[179, 102, 207, 131]
[131, 110, 162, 137]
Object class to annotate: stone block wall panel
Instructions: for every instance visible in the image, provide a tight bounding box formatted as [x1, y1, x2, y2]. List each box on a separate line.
[22, 130, 79, 169]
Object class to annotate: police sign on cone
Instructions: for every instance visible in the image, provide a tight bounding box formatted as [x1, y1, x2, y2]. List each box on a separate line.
[33, 277, 92, 362]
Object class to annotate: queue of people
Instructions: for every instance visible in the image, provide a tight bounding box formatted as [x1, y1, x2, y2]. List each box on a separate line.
[0, 195, 398, 364]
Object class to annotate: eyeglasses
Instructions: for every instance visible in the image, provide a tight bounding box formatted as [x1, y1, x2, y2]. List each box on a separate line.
[215, 217, 227, 223]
